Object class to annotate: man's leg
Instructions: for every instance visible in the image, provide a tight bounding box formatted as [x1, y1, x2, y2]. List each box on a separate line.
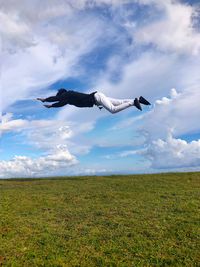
[94, 92, 134, 114]
[107, 97, 134, 106]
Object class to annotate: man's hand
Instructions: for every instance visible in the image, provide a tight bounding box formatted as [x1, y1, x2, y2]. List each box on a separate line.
[44, 104, 52, 108]
[37, 98, 45, 102]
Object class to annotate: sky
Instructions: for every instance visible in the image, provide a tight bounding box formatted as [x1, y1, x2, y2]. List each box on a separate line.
[1, 0, 200, 178]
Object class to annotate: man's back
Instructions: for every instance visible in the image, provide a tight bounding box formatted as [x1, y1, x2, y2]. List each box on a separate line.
[60, 90, 97, 107]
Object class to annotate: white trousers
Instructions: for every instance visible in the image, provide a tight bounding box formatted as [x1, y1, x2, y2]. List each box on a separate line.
[94, 92, 134, 114]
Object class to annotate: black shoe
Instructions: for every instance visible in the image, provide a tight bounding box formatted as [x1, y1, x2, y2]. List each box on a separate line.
[134, 98, 142, 111]
[139, 96, 151, 105]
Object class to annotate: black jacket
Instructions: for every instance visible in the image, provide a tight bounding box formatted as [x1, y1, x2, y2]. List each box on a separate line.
[49, 90, 97, 108]
[62, 90, 97, 107]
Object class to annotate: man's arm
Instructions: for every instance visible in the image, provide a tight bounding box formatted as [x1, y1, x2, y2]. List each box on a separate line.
[37, 96, 59, 103]
[44, 100, 68, 108]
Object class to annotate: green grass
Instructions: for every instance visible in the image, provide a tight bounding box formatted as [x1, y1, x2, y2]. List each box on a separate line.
[0, 173, 200, 266]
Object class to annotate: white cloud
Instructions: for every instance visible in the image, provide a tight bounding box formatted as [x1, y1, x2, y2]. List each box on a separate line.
[56, 45, 200, 170]
[0, 113, 94, 159]
[2, 0, 199, 113]
[143, 133, 200, 169]
[0, 147, 77, 178]
[1, 0, 200, 175]
[0, 10, 35, 52]
[141, 87, 200, 141]
[1, 0, 113, 113]
[1, 118, 28, 133]
[0, 114, 78, 178]
[140, 87, 200, 169]
[134, 0, 200, 55]
[119, 149, 140, 157]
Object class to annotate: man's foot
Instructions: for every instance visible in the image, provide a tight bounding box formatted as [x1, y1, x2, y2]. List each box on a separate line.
[44, 104, 52, 108]
[139, 96, 151, 105]
[37, 98, 45, 102]
[134, 98, 142, 111]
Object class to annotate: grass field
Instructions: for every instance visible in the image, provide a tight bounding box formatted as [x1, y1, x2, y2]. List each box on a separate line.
[0, 173, 200, 266]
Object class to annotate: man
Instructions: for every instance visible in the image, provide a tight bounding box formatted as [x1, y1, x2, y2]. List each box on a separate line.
[37, 89, 151, 114]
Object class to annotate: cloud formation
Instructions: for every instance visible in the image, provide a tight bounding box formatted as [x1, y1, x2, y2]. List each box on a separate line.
[1, 0, 200, 177]
[135, 0, 200, 55]
[140, 88, 200, 169]
[141, 87, 200, 140]
[1, 0, 112, 112]
[0, 147, 77, 178]
[0, 114, 78, 177]
[144, 133, 200, 169]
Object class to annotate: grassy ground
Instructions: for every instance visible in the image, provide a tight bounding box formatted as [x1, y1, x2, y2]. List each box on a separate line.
[0, 173, 200, 267]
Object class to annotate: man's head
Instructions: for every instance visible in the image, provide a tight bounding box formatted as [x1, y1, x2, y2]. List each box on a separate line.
[57, 88, 67, 95]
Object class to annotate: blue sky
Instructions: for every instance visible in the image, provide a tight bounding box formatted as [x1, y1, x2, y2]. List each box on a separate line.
[1, 0, 200, 178]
